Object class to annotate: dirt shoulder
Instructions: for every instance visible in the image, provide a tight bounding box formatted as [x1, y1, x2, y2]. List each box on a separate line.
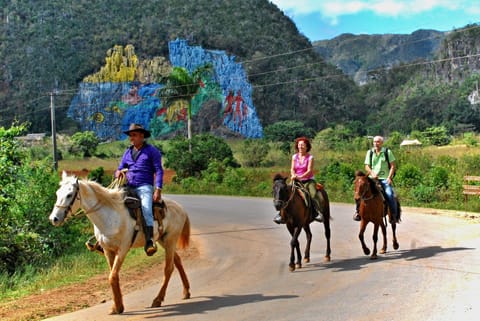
[0, 244, 199, 321]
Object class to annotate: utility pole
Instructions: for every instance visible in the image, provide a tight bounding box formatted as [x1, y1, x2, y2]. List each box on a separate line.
[50, 91, 58, 171]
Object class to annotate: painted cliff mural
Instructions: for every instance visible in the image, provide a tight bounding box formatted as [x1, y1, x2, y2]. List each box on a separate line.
[67, 40, 263, 140]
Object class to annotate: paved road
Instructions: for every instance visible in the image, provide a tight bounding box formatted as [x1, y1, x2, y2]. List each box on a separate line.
[45, 195, 480, 321]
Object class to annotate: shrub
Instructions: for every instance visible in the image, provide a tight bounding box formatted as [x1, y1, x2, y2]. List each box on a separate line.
[165, 134, 239, 179]
[238, 139, 269, 167]
[70, 131, 100, 157]
[427, 166, 449, 188]
[263, 120, 314, 143]
[410, 184, 437, 203]
[395, 163, 423, 187]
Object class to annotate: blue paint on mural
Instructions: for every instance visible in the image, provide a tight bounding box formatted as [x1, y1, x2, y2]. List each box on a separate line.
[169, 39, 263, 138]
[67, 40, 263, 140]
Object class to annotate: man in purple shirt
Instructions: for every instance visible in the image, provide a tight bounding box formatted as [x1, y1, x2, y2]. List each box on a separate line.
[116, 123, 163, 256]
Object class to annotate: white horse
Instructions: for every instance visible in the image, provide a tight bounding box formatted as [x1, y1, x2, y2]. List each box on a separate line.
[49, 171, 191, 314]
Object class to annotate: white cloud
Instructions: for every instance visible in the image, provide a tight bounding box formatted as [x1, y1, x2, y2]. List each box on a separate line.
[271, 0, 480, 21]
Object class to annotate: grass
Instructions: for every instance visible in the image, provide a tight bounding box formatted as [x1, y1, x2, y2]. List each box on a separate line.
[58, 158, 118, 174]
[0, 246, 165, 301]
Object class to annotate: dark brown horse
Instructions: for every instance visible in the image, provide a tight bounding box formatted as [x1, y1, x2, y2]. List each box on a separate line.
[272, 174, 331, 271]
[354, 171, 399, 259]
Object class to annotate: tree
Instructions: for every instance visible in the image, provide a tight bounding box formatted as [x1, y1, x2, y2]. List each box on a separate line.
[158, 64, 213, 150]
[70, 131, 100, 157]
[164, 134, 238, 179]
[422, 126, 451, 146]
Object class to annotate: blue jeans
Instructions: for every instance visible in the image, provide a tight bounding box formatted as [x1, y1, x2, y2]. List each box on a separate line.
[133, 184, 154, 227]
[379, 179, 397, 218]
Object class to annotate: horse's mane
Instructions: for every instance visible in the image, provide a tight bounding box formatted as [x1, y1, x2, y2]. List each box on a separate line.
[79, 179, 126, 212]
[355, 170, 380, 195]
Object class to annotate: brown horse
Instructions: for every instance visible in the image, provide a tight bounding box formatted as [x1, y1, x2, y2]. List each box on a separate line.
[49, 171, 191, 314]
[272, 174, 331, 271]
[354, 171, 399, 259]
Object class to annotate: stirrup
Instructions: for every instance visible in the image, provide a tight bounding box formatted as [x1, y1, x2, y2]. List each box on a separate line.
[145, 241, 157, 256]
[85, 236, 104, 255]
[273, 214, 285, 224]
[314, 213, 324, 223]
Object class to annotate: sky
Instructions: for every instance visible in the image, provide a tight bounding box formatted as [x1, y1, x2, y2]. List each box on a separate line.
[270, 0, 480, 41]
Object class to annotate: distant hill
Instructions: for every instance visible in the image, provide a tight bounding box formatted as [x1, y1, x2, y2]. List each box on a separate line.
[0, 0, 358, 135]
[1, 0, 480, 138]
[313, 29, 446, 84]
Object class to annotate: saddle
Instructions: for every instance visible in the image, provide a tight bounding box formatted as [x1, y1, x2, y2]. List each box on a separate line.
[85, 188, 166, 255]
[294, 180, 326, 217]
[124, 187, 166, 236]
[124, 197, 166, 225]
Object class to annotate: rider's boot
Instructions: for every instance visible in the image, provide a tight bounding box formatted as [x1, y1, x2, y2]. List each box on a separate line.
[144, 226, 157, 256]
[85, 236, 104, 255]
[273, 213, 285, 224]
[353, 199, 361, 221]
[313, 210, 324, 223]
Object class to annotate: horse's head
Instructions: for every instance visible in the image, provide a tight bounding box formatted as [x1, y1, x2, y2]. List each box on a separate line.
[354, 170, 372, 201]
[49, 171, 80, 226]
[272, 174, 290, 210]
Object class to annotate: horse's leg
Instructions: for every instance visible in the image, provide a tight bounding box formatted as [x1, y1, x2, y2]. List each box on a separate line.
[152, 243, 175, 308]
[173, 251, 191, 299]
[287, 225, 299, 271]
[303, 224, 312, 264]
[285, 224, 295, 271]
[323, 214, 331, 262]
[293, 227, 303, 270]
[391, 222, 399, 250]
[105, 250, 126, 314]
[371, 223, 379, 260]
[358, 220, 370, 255]
[379, 221, 387, 254]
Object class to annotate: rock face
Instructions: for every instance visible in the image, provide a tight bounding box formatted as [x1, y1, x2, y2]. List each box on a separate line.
[67, 39, 263, 140]
[313, 29, 445, 84]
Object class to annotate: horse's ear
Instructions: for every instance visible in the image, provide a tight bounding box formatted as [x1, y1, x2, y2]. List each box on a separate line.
[355, 170, 365, 177]
[62, 171, 68, 180]
[273, 173, 283, 181]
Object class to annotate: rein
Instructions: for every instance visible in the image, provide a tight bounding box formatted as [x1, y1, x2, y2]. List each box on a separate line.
[274, 180, 297, 210]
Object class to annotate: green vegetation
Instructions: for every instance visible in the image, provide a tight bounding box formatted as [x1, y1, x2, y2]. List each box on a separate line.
[2, 122, 480, 304]
[158, 64, 213, 142]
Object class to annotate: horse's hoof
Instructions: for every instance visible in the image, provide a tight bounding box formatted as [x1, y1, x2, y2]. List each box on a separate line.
[289, 264, 295, 272]
[393, 242, 399, 250]
[379, 249, 386, 254]
[183, 291, 191, 300]
[363, 248, 371, 255]
[370, 254, 378, 260]
[109, 305, 124, 314]
[304, 258, 310, 263]
[151, 299, 162, 308]
[296, 263, 302, 269]
[324, 256, 331, 262]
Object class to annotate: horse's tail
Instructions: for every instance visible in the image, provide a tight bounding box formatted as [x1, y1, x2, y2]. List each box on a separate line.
[396, 199, 402, 223]
[177, 215, 190, 249]
[320, 188, 332, 221]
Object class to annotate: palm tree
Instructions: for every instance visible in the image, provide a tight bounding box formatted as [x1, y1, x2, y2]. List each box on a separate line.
[159, 64, 213, 149]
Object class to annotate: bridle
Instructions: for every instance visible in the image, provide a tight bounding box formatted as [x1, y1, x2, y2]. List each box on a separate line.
[273, 179, 297, 210]
[356, 177, 375, 201]
[54, 179, 102, 219]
